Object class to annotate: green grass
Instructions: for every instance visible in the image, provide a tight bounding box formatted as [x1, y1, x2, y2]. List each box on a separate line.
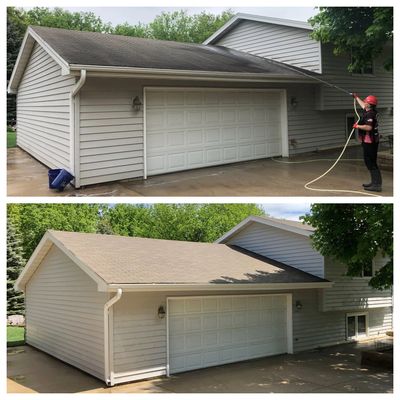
[7, 128, 16, 148]
[7, 326, 25, 347]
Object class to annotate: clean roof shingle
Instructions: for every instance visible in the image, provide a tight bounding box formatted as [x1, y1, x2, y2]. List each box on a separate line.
[49, 230, 328, 285]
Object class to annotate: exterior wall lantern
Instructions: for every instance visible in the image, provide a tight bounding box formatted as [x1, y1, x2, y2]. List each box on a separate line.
[290, 96, 298, 109]
[132, 96, 143, 112]
[295, 300, 303, 310]
[158, 305, 166, 319]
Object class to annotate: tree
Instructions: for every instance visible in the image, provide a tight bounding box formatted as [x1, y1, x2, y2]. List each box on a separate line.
[7, 220, 26, 315]
[113, 9, 234, 43]
[309, 7, 393, 72]
[8, 204, 103, 259]
[301, 204, 393, 289]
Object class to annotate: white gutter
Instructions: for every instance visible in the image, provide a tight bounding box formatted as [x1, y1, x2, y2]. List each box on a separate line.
[106, 282, 333, 292]
[104, 288, 122, 386]
[69, 69, 86, 188]
[68, 64, 317, 83]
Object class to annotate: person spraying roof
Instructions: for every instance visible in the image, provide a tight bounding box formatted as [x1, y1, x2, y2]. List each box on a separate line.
[352, 93, 382, 192]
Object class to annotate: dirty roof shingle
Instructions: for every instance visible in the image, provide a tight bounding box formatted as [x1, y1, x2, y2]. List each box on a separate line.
[49, 230, 327, 285]
[30, 26, 314, 76]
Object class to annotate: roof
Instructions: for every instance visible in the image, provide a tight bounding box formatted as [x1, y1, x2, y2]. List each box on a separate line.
[216, 215, 314, 244]
[15, 229, 330, 292]
[204, 13, 312, 45]
[8, 25, 318, 93]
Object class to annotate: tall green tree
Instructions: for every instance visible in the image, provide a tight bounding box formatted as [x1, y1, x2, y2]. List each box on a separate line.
[113, 9, 234, 42]
[309, 7, 393, 72]
[301, 204, 393, 289]
[7, 220, 26, 315]
[8, 204, 103, 259]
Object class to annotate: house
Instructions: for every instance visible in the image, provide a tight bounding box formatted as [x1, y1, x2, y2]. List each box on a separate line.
[15, 216, 393, 386]
[7, 14, 393, 188]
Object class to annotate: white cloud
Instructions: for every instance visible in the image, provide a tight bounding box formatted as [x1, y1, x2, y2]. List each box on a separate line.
[260, 203, 311, 221]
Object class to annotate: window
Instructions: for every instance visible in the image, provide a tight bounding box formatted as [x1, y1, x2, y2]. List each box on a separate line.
[357, 261, 373, 277]
[346, 313, 368, 339]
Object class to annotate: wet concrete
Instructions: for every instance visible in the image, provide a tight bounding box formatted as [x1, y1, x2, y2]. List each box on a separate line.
[7, 146, 393, 197]
[7, 340, 392, 393]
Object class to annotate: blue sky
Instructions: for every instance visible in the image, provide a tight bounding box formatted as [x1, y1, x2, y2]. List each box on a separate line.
[260, 203, 311, 220]
[36, 7, 317, 26]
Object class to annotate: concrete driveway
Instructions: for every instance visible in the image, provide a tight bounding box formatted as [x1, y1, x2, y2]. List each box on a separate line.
[7, 146, 393, 197]
[7, 341, 392, 393]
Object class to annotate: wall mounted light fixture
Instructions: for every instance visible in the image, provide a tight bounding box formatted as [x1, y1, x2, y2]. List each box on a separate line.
[158, 305, 166, 319]
[132, 96, 143, 111]
[295, 300, 303, 310]
[290, 96, 298, 109]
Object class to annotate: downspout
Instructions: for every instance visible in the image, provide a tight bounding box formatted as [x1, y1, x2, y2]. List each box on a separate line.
[70, 69, 86, 188]
[104, 288, 122, 386]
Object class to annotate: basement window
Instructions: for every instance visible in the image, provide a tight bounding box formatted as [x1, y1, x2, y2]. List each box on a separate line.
[346, 313, 368, 339]
[346, 113, 358, 140]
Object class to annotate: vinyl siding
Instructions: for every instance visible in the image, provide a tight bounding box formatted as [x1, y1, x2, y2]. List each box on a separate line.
[79, 79, 144, 186]
[25, 245, 108, 380]
[319, 44, 393, 110]
[216, 20, 321, 73]
[321, 256, 393, 312]
[225, 221, 324, 278]
[112, 289, 392, 381]
[16, 42, 75, 171]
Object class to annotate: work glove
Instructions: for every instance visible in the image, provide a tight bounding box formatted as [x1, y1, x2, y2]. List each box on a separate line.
[351, 93, 359, 99]
[352, 123, 359, 129]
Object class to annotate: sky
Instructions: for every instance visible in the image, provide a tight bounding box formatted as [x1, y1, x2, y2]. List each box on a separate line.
[260, 203, 311, 220]
[28, 7, 318, 26]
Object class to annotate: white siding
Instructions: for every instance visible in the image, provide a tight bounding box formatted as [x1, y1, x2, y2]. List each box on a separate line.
[16, 42, 75, 171]
[321, 256, 393, 312]
[25, 245, 108, 380]
[216, 20, 321, 73]
[112, 289, 392, 381]
[225, 222, 324, 278]
[79, 79, 144, 186]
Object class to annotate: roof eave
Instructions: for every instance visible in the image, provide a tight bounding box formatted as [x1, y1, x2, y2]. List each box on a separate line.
[106, 281, 332, 292]
[68, 64, 315, 83]
[8, 26, 70, 94]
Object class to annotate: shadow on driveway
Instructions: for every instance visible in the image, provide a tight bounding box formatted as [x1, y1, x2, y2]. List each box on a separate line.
[7, 341, 392, 393]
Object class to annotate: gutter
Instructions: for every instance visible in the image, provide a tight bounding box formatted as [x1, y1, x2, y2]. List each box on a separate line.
[68, 64, 317, 83]
[106, 282, 333, 292]
[70, 69, 86, 188]
[104, 288, 122, 386]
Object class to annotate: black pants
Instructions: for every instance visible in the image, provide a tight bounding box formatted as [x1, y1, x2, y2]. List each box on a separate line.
[362, 141, 379, 171]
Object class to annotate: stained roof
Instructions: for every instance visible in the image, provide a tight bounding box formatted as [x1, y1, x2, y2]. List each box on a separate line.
[29, 25, 314, 76]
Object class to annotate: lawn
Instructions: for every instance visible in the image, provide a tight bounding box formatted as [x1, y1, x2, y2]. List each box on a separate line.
[7, 128, 16, 148]
[7, 326, 25, 347]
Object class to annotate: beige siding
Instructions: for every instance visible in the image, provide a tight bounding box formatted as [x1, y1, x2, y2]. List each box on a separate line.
[322, 256, 393, 312]
[112, 289, 392, 381]
[216, 20, 321, 73]
[79, 79, 144, 186]
[25, 245, 108, 380]
[225, 221, 324, 278]
[16, 42, 75, 170]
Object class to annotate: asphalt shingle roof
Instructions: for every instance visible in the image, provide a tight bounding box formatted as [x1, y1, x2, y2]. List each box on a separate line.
[49, 230, 327, 285]
[30, 26, 313, 76]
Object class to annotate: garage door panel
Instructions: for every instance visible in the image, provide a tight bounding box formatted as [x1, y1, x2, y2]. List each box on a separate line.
[146, 89, 284, 175]
[168, 295, 289, 374]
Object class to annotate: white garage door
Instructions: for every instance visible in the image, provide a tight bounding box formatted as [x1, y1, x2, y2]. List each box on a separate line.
[167, 294, 290, 374]
[145, 88, 285, 176]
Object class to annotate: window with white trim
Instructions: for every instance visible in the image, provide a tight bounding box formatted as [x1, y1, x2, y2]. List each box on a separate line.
[346, 312, 368, 339]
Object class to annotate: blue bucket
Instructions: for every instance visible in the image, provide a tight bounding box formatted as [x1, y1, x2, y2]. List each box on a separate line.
[48, 169, 74, 191]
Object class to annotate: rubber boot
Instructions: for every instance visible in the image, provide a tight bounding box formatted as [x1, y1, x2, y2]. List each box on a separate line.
[364, 169, 382, 192]
[362, 171, 373, 188]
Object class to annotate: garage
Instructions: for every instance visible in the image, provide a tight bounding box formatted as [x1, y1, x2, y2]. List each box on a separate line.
[167, 294, 292, 374]
[145, 88, 288, 176]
